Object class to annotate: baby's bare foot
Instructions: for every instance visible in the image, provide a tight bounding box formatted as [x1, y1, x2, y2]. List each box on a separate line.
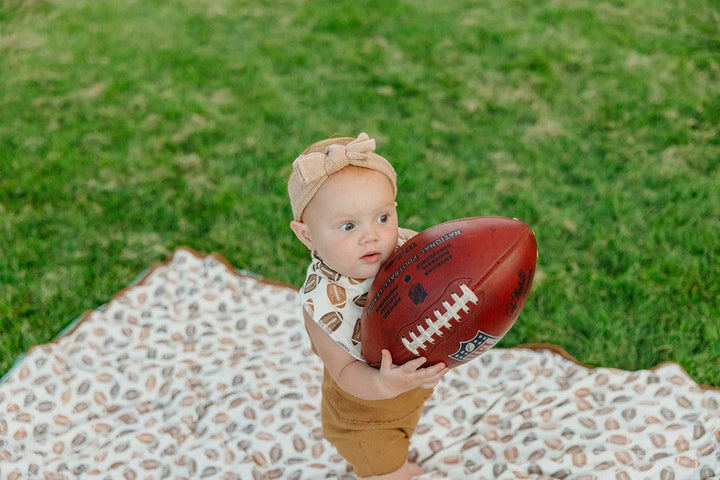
[407, 462, 425, 477]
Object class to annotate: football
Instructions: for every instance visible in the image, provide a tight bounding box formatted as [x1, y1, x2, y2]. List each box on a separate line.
[361, 217, 537, 369]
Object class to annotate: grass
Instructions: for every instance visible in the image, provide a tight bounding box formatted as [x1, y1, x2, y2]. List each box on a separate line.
[1, 0, 718, 385]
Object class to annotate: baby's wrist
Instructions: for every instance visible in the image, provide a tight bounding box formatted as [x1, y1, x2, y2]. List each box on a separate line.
[376, 372, 404, 398]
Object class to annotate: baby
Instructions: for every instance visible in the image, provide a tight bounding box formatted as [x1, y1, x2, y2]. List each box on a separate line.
[288, 133, 449, 479]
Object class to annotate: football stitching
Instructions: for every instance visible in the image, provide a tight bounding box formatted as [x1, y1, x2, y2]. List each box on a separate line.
[401, 284, 480, 356]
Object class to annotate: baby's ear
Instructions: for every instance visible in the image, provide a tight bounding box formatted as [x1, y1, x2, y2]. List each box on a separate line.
[290, 220, 313, 251]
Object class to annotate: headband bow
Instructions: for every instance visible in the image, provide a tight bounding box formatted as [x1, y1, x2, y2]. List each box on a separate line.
[292, 133, 377, 184]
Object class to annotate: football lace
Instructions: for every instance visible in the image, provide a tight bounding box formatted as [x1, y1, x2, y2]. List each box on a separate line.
[401, 284, 480, 356]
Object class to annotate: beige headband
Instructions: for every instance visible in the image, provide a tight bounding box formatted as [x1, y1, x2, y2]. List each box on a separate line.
[288, 133, 397, 221]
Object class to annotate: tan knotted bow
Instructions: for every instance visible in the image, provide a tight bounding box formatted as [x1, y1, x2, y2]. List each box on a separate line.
[287, 132, 397, 221]
[292, 133, 377, 185]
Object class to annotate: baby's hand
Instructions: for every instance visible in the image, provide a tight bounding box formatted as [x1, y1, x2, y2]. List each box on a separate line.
[378, 349, 449, 397]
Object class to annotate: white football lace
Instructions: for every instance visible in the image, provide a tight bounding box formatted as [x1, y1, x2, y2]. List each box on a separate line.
[401, 284, 479, 355]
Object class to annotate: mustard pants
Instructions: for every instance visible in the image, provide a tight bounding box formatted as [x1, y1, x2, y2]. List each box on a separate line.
[320, 368, 433, 477]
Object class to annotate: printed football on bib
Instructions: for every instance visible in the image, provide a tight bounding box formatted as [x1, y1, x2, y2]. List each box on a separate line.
[360, 217, 538, 369]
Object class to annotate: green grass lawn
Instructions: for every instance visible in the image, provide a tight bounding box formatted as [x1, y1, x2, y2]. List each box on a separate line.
[1, 0, 718, 385]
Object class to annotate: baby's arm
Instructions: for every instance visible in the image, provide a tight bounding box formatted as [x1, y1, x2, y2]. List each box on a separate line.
[304, 315, 448, 400]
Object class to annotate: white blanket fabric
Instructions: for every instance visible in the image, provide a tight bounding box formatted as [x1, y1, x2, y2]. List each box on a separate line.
[1, 248, 718, 479]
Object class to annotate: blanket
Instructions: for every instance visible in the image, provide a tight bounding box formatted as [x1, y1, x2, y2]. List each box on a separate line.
[1, 247, 718, 479]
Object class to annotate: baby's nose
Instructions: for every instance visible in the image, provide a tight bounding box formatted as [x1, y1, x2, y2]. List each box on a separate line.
[360, 225, 379, 243]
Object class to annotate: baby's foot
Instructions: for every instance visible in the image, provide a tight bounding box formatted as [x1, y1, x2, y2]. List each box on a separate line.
[407, 462, 425, 477]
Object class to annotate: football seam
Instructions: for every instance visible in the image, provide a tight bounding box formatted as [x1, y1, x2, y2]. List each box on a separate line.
[400, 227, 531, 357]
[401, 283, 480, 355]
[471, 227, 530, 293]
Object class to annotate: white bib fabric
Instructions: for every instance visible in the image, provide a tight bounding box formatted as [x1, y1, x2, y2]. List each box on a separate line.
[299, 228, 416, 361]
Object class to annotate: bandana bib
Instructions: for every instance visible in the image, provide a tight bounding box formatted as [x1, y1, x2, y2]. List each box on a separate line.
[300, 228, 416, 361]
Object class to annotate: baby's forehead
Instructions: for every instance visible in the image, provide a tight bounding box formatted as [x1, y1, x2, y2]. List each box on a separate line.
[308, 169, 395, 218]
[319, 168, 394, 198]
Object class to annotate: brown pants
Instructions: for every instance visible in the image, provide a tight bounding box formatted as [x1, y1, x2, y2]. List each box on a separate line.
[320, 367, 432, 477]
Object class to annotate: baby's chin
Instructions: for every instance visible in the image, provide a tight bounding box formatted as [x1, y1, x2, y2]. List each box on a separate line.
[347, 263, 383, 282]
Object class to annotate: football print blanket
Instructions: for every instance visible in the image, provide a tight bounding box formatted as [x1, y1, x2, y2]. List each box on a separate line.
[1, 248, 718, 479]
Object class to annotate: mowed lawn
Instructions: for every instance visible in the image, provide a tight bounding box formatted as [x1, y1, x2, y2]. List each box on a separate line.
[1, 0, 718, 385]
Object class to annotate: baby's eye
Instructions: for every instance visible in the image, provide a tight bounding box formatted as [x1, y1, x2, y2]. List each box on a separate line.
[340, 223, 355, 231]
[378, 214, 389, 223]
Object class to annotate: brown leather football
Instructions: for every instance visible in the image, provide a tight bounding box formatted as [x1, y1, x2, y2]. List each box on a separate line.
[361, 217, 537, 369]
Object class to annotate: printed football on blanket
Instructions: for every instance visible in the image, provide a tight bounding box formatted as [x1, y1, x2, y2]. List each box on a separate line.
[361, 217, 537, 369]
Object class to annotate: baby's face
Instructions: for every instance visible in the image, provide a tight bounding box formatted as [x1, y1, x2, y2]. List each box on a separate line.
[301, 168, 398, 280]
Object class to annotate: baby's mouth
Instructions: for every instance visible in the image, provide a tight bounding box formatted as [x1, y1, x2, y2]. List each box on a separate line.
[361, 251, 381, 263]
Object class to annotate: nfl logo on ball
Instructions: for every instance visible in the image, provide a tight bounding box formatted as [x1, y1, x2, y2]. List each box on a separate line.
[449, 330, 499, 362]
